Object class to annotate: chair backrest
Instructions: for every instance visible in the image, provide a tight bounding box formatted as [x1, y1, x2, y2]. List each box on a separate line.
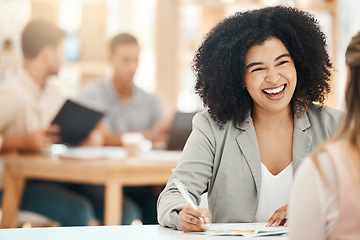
[167, 112, 196, 150]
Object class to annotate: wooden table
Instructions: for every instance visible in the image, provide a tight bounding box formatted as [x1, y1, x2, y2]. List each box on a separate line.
[0, 150, 179, 228]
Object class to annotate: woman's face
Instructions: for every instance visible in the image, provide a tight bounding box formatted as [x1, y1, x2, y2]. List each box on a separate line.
[244, 37, 297, 114]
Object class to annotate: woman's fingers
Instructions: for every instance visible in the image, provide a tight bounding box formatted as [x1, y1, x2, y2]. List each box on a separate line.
[198, 208, 211, 222]
[179, 205, 209, 232]
[266, 205, 288, 227]
[283, 219, 288, 227]
[179, 211, 203, 232]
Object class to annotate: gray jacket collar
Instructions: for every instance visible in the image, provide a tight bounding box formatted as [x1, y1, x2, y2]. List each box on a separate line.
[234, 111, 312, 200]
[235, 111, 311, 130]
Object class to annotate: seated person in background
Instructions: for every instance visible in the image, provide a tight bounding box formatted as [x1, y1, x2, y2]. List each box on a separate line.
[0, 20, 140, 226]
[157, 6, 342, 232]
[289, 32, 360, 240]
[0, 20, 98, 226]
[74, 33, 165, 224]
[75, 33, 169, 146]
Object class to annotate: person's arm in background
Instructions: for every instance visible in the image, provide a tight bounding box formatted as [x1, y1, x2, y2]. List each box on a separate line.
[0, 88, 60, 152]
[100, 96, 172, 146]
[1, 125, 60, 152]
[141, 118, 172, 145]
[79, 123, 105, 147]
[141, 94, 171, 145]
[101, 121, 172, 147]
[94, 121, 122, 146]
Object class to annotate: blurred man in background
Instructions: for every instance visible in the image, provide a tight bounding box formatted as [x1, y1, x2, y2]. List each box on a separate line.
[76, 33, 169, 146]
[0, 20, 101, 226]
[74, 33, 168, 224]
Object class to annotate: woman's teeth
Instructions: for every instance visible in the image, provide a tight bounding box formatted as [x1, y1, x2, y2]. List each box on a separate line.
[263, 84, 285, 94]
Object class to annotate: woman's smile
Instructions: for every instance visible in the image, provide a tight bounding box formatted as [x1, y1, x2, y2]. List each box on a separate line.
[244, 37, 297, 113]
[262, 84, 287, 101]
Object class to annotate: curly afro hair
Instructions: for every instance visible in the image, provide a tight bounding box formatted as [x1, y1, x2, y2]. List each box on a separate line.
[193, 6, 332, 125]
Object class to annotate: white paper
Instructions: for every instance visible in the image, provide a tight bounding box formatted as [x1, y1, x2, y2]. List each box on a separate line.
[48, 145, 182, 161]
[56, 146, 126, 160]
[194, 223, 288, 237]
[140, 150, 182, 161]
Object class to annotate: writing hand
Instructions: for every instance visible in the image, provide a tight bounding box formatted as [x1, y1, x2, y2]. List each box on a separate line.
[179, 204, 211, 232]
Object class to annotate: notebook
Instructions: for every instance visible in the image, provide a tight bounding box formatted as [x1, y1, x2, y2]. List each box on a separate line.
[167, 112, 197, 150]
[52, 100, 104, 146]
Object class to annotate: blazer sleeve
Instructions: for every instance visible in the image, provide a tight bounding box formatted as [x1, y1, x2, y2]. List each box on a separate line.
[307, 104, 344, 140]
[323, 106, 344, 136]
[157, 112, 216, 230]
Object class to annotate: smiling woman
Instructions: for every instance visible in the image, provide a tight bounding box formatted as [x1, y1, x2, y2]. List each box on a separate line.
[157, 6, 343, 233]
[244, 38, 297, 113]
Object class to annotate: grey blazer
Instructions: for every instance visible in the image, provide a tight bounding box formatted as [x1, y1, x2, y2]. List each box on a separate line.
[157, 104, 342, 230]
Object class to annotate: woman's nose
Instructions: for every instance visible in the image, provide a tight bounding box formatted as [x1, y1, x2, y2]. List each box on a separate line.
[265, 69, 281, 83]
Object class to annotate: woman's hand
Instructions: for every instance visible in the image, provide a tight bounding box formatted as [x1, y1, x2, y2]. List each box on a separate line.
[179, 204, 211, 232]
[266, 205, 288, 227]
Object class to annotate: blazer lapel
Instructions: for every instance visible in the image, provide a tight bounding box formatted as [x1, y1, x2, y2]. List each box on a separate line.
[235, 115, 262, 196]
[292, 112, 312, 172]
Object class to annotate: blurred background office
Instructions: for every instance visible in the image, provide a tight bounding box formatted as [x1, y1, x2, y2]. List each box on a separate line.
[0, 0, 360, 228]
[1, 0, 359, 117]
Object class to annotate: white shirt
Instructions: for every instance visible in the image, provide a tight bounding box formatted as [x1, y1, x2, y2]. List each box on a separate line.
[254, 162, 293, 222]
[0, 69, 65, 137]
[0, 68, 66, 188]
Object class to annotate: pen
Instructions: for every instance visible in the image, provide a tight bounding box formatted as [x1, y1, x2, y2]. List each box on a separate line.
[173, 179, 209, 229]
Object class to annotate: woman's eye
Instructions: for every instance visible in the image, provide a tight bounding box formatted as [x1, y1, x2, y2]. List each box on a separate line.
[251, 67, 265, 73]
[277, 60, 289, 66]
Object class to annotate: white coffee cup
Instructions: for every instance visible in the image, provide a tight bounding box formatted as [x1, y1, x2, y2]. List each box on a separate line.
[121, 133, 144, 158]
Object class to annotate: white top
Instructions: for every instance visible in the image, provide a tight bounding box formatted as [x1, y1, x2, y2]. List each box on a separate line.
[0, 69, 65, 137]
[289, 154, 339, 240]
[0, 68, 66, 188]
[254, 162, 293, 222]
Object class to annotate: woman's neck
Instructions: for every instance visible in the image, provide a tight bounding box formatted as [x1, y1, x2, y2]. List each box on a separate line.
[252, 105, 293, 129]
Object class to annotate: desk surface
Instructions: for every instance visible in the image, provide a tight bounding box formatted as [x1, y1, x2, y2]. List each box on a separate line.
[0, 224, 288, 240]
[1, 149, 180, 227]
[1, 150, 180, 186]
